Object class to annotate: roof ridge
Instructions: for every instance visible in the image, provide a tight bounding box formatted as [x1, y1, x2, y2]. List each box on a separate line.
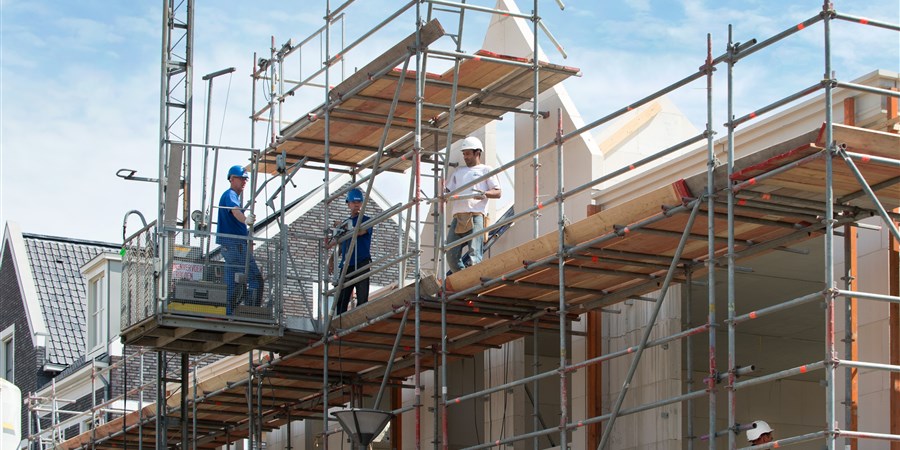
[22, 232, 120, 249]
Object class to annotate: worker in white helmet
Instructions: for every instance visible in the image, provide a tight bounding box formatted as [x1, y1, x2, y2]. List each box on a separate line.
[746, 420, 774, 446]
[445, 136, 501, 272]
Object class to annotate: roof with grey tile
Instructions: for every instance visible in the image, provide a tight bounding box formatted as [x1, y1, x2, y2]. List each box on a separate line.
[22, 233, 120, 366]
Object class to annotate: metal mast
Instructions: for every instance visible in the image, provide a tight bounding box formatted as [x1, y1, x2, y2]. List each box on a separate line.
[156, 1, 194, 449]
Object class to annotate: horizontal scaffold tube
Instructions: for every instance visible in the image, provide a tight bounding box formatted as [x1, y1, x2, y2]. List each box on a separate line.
[427, 0, 533, 20]
[732, 151, 825, 193]
[446, 201, 695, 302]
[842, 151, 900, 168]
[837, 150, 900, 242]
[729, 82, 825, 128]
[733, 361, 826, 391]
[833, 11, 900, 31]
[836, 430, 900, 442]
[835, 289, 900, 304]
[462, 389, 709, 450]
[732, 290, 824, 324]
[837, 359, 900, 372]
[834, 81, 900, 99]
[442, 133, 705, 252]
[446, 323, 710, 407]
[738, 431, 827, 450]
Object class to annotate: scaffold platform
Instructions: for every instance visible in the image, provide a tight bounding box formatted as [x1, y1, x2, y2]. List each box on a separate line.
[258, 19, 581, 174]
[61, 123, 900, 450]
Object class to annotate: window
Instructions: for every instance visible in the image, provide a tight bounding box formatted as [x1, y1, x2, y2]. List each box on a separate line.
[0, 325, 13, 383]
[87, 275, 106, 351]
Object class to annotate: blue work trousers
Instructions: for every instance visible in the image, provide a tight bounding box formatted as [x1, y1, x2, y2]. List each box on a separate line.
[222, 240, 263, 315]
[446, 214, 484, 273]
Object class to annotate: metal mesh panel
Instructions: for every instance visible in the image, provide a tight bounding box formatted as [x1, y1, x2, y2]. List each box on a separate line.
[121, 223, 157, 330]
[161, 227, 282, 324]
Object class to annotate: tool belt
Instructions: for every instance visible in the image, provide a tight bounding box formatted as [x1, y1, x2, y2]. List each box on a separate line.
[454, 212, 484, 234]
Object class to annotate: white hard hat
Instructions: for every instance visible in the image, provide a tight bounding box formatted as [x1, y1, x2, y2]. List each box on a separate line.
[459, 136, 483, 152]
[746, 420, 774, 442]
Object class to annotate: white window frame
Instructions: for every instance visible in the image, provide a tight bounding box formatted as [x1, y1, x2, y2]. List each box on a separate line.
[1, 324, 14, 383]
[86, 273, 107, 355]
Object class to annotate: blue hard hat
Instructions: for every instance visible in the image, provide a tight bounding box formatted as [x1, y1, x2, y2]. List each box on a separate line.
[346, 188, 364, 203]
[227, 165, 249, 180]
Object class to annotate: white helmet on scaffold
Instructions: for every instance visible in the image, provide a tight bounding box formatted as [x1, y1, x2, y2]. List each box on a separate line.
[746, 420, 774, 442]
[459, 136, 483, 152]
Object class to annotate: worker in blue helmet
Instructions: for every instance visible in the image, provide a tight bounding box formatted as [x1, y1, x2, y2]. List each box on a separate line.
[327, 187, 373, 315]
[216, 164, 263, 315]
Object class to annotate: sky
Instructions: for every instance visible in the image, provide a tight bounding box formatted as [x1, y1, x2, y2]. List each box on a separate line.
[1, 0, 898, 243]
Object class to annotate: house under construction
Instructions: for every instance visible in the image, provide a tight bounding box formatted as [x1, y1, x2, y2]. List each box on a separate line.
[25, 1, 899, 449]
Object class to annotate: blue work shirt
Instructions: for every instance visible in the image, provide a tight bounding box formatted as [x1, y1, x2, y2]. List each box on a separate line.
[217, 189, 247, 244]
[340, 214, 372, 268]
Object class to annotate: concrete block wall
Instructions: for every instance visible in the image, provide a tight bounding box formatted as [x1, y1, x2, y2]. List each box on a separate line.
[603, 285, 683, 450]
[833, 216, 895, 450]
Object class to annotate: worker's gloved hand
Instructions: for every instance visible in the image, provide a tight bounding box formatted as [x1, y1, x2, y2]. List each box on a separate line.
[472, 189, 486, 200]
[245, 213, 256, 226]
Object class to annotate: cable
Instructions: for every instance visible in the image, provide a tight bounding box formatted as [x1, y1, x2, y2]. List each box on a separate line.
[216, 73, 233, 147]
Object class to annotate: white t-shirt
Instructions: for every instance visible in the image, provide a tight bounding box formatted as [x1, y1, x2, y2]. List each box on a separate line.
[446, 164, 500, 216]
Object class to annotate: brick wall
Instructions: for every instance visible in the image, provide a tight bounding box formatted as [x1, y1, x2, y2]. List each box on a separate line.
[260, 188, 413, 318]
[0, 240, 52, 438]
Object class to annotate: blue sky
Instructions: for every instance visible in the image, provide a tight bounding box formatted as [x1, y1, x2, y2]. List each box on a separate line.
[1, 1, 898, 242]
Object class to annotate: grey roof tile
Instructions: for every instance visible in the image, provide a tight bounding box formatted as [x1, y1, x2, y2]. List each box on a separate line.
[23, 233, 120, 366]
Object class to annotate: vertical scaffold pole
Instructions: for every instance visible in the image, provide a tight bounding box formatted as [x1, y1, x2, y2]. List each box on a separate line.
[705, 32, 718, 450]
[155, 352, 166, 450]
[441, 5, 466, 447]
[822, 2, 838, 450]
[323, 1, 333, 448]
[414, 2, 425, 448]
[181, 354, 189, 450]
[532, 0, 542, 240]
[247, 352, 254, 450]
[555, 108, 567, 450]
[686, 267, 695, 450]
[532, 5, 543, 449]
[726, 24, 737, 450]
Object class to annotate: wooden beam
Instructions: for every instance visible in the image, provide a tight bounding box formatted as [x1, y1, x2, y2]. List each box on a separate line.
[888, 88, 899, 133]
[843, 101, 859, 450]
[155, 327, 194, 347]
[392, 385, 403, 450]
[845, 224, 859, 450]
[843, 97, 856, 126]
[599, 100, 662, 155]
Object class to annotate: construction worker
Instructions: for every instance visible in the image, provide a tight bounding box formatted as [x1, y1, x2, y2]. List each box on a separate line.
[217, 165, 263, 315]
[328, 187, 373, 315]
[746, 420, 774, 446]
[445, 136, 501, 273]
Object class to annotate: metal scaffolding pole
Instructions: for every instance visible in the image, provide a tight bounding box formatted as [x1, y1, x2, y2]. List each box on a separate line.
[704, 33, 719, 450]
[414, 2, 425, 448]
[555, 107, 568, 450]
[532, 0, 542, 242]
[823, 3, 838, 450]
[322, 1, 333, 448]
[597, 198, 703, 449]
[726, 24, 738, 450]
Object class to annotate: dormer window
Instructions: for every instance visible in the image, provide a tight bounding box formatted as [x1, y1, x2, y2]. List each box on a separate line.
[81, 252, 121, 359]
[87, 274, 106, 353]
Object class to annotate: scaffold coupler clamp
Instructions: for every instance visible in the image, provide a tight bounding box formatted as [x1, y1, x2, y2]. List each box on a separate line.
[613, 224, 630, 237]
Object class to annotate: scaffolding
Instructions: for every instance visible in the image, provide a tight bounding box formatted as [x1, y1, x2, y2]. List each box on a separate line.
[32, 1, 900, 450]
